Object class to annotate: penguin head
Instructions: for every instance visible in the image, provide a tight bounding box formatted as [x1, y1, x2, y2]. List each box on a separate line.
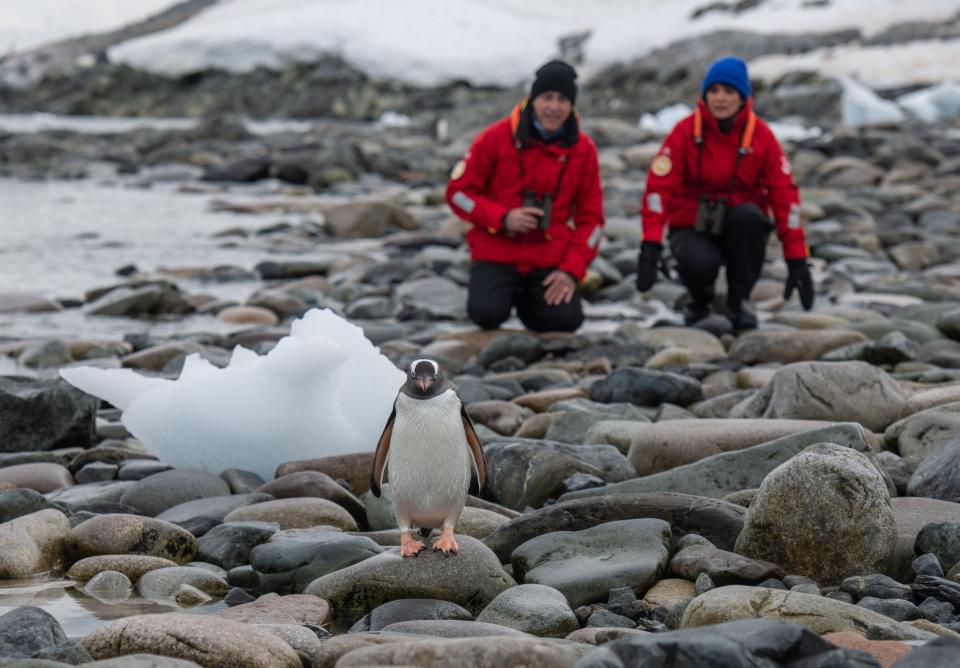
[404, 358, 444, 397]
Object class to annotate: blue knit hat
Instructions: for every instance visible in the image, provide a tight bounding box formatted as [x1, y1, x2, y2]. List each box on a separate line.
[702, 56, 751, 100]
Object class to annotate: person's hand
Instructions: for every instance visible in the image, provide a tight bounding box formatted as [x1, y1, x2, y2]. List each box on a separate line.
[784, 258, 815, 310]
[503, 207, 544, 234]
[543, 270, 577, 306]
[636, 241, 663, 292]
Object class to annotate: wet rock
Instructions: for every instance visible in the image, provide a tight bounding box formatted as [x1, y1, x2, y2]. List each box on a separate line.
[915, 523, 960, 576]
[215, 593, 330, 626]
[196, 521, 278, 570]
[250, 529, 383, 595]
[118, 469, 231, 517]
[223, 497, 358, 530]
[735, 444, 897, 583]
[303, 535, 515, 615]
[350, 599, 473, 632]
[81, 613, 301, 667]
[669, 544, 784, 586]
[0, 606, 92, 664]
[0, 488, 61, 523]
[137, 566, 229, 598]
[577, 618, 878, 668]
[154, 493, 275, 526]
[69, 514, 197, 564]
[334, 636, 587, 667]
[82, 570, 132, 600]
[476, 584, 578, 637]
[841, 574, 913, 601]
[857, 596, 923, 622]
[729, 361, 908, 432]
[589, 367, 703, 407]
[379, 619, 531, 638]
[67, 555, 178, 582]
[0, 377, 97, 452]
[908, 440, 960, 502]
[511, 518, 671, 608]
[0, 509, 70, 579]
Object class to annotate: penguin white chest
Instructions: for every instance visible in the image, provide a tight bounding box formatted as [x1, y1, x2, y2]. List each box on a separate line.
[387, 389, 472, 529]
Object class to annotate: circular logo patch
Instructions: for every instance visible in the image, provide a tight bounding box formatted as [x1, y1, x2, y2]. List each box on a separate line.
[651, 155, 672, 177]
[450, 160, 466, 180]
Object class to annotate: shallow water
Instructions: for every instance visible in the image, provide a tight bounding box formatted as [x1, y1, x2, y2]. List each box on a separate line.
[0, 576, 226, 637]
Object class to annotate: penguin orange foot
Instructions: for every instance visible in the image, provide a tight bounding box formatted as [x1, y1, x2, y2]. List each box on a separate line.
[432, 527, 459, 554]
[400, 531, 425, 557]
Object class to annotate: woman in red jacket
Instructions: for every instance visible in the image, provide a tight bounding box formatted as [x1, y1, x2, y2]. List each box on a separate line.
[446, 60, 604, 332]
[636, 56, 814, 331]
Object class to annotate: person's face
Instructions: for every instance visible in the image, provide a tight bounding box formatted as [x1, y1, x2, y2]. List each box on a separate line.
[531, 91, 573, 133]
[705, 83, 744, 121]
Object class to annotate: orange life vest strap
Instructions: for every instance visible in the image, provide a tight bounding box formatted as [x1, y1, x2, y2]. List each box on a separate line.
[693, 107, 756, 153]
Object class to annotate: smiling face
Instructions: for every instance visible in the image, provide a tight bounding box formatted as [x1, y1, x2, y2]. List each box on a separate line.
[705, 83, 744, 121]
[531, 91, 573, 133]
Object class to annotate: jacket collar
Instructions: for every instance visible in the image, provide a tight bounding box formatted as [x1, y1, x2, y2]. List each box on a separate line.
[696, 97, 754, 136]
[510, 98, 580, 149]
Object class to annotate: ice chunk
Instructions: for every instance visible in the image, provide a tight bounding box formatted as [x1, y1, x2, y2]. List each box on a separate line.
[639, 103, 691, 136]
[898, 82, 960, 123]
[840, 77, 905, 127]
[61, 308, 405, 480]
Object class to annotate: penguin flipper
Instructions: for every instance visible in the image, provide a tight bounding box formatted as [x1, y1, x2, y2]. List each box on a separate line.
[460, 405, 487, 493]
[370, 406, 396, 498]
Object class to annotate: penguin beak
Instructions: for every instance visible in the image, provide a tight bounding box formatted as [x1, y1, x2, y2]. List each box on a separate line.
[416, 376, 433, 393]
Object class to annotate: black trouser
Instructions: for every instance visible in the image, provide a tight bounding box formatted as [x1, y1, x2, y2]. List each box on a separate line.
[668, 203, 773, 312]
[467, 261, 584, 332]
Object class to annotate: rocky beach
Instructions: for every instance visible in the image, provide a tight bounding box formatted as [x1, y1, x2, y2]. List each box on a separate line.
[3, 1, 960, 667]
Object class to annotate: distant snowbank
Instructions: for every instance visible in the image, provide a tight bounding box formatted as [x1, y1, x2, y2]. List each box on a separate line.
[106, 0, 960, 86]
[0, 0, 177, 54]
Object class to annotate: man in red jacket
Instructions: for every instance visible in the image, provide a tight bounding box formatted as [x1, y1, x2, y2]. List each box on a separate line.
[636, 56, 814, 331]
[446, 60, 604, 332]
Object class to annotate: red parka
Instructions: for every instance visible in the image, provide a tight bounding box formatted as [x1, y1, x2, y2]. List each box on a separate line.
[446, 100, 605, 280]
[641, 98, 808, 260]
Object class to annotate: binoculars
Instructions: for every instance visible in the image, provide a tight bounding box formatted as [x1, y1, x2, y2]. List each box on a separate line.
[523, 190, 553, 232]
[694, 195, 727, 235]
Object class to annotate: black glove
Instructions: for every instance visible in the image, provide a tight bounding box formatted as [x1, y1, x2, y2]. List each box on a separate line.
[784, 258, 815, 310]
[636, 241, 663, 292]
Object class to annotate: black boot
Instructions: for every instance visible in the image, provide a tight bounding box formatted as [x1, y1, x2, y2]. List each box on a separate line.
[683, 301, 712, 326]
[728, 301, 758, 332]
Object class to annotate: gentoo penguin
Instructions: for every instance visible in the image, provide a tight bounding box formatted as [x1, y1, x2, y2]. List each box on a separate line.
[370, 358, 486, 556]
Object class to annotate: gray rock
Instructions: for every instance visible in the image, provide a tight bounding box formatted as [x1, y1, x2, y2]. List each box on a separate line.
[543, 399, 651, 444]
[912, 574, 960, 608]
[484, 493, 745, 562]
[477, 584, 578, 637]
[876, 451, 914, 495]
[669, 544, 783, 586]
[888, 637, 960, 668]
[735, 444, 897, 583]
[334, 636, 588, 667]
[251, 528, 382, 595]
[729, 361, 908, 432]
[0, 509, 70, 579]
[589, 367, 702, 407]
[80, 613, 301, 667]
[840, 574, 912, 600]
[729, 329, 869, 364]
[0, 606, 91, 664]
[45, 481, 136, 510]
[478, 333, 544, 368]
[908, 440, 960, 502]
[154, 493, 275, 525]
[573, 618, 880, 668]
[83, 285, 167, 316]
[0, 488, 61, 523]
[196, 521, 278, 570]
[117, 460, 173, 481]
[0, 462, 73, 494]
[136, 566, 230, 599]
[324, 201, 417, 239]
[562, 422, 884, 501]
[303, 535, 515, 614]
[885, 410, 960, 465]
[69, 514, 197, 564]
[889, 497, 960, 582]
[78, 654, 203, 667]
[350, 599, 473, 632]
[214, 593, 330, 626]
[915, 523, 960, 575]
[68, 555, 177, 582]
[220, 468, 265, 494]
[395, 277, 467, 320]
[857, 596, 922, 621]
[512, 518, 672, 608]
[119, 469, 232, 517]
[82, 570, 132, 600]
[913, 553, 945, 578]
[0, 377, 97, 452]
[74, 462, 117, 484]
[378, 620, 531, 638]
[918, 597, 956, 624]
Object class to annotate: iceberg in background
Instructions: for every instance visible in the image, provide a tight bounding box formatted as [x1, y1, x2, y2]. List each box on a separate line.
[61, 308, 405, 480]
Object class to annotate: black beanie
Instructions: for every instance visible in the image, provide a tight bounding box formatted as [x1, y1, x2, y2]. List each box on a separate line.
[530, 60, 578, 104]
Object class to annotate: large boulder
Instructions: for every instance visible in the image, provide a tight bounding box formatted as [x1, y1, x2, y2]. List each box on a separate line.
[735, 444, 897, 583]
[511, 519, 672, 608]
[0, 377, 97, 452]
[0, 488, 61, 524]
[567, 422, 877, 497]
[80, 613, 301, 667]
[729, 361, 908, 433]
[303, 535, 515, 614]
[576, 618, 879, 668]
[484, 494, 745, 562]
[624, 418, 841, 476]
[907, 439, 960, 502]
[0, 509, 71, 579]
[476, 584, 578, 637]
[196, 521, 278, 570]
[69, 514, 197, 564]
[0, 606, 91, 663]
